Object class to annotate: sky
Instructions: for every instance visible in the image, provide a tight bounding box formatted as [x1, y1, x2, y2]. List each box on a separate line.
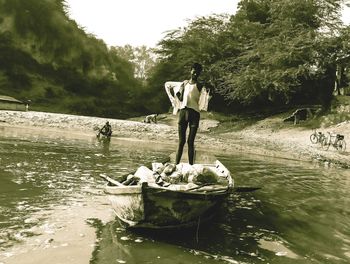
[66, 0, 350, 48]
[66, 0, 239, 47]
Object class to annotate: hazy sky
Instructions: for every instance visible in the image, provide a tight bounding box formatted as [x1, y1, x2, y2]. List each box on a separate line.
[66, 0, 238, 47]
[66, 0, 350, 48]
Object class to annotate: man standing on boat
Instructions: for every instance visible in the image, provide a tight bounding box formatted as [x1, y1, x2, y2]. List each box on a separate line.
[165, 63, 210, 165]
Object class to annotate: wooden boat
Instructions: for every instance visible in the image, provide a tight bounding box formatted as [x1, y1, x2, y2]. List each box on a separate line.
[101, 160, 234, 229]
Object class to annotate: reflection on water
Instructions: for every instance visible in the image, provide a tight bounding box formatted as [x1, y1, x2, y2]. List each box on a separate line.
[1, 127, 350, 263]
[89, 219, 238, 264]
[221, 156, 350, 264]
[0, 131, 170, 256]
[97, 136, 111, 157]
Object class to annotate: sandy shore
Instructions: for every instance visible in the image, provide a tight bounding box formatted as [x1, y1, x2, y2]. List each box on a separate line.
[1, 110, 350, 168]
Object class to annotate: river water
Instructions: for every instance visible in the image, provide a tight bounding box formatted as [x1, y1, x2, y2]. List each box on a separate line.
[0, 126, 350, 264]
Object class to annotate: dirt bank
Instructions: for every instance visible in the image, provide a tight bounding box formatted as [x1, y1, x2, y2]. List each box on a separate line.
[1, 110, 350, 168]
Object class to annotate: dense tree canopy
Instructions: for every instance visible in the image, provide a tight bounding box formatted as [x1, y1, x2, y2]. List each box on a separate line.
[147, 0, 350, 113]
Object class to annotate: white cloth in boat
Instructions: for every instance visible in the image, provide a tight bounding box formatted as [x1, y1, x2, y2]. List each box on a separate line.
[134, 166, 156, 184]
[127, 163, 229, 189]
[151, 163, 228, 185]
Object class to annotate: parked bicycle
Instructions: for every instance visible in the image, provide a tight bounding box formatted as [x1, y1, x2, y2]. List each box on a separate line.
[321, 132, 346, 152]
[310, 129, 326, 144]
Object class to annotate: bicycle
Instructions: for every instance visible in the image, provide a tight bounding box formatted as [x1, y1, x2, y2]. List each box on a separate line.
[321, 132, 346, 152]
[310, 129, 326, 144]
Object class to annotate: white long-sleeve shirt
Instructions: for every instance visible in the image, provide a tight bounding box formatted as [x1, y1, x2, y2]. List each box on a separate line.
[180, 82, 200, 112]
[164, 81, 211, 115]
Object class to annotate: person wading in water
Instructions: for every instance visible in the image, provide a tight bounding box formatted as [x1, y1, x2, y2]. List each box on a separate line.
[97, 121, 112, 138]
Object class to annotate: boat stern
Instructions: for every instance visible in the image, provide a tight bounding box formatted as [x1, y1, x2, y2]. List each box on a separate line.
[104, 183, 145, 227]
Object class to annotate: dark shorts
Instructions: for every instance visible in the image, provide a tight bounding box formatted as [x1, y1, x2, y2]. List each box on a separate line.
[178, 107, 200, 128]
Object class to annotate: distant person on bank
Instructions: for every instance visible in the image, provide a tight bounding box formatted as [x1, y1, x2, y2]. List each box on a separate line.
[165, 63, 211, 165]
[144, 114, 158, 124]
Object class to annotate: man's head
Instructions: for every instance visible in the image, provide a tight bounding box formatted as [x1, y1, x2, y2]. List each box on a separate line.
[106, 121, 109, 125]
[191, 63, 202, 79]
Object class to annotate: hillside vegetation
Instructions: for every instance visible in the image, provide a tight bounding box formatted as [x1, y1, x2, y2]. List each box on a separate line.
[0, 0, 144, 118]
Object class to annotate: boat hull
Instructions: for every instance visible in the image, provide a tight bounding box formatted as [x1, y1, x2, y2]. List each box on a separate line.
[105, 184, 145, 227]
[105, 184, 229, 229]
[141, 187, 228, 229]
[103, 160, 233, 229]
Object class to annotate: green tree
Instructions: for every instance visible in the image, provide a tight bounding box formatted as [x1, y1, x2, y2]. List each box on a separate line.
[213, 0, 344, 107]
[111, 45, 157, 82]
[148, 0, 346, 113]
[146, 14, 233, 113]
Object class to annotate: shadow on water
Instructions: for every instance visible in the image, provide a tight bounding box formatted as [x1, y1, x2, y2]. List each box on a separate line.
[88, 194, 303, 264]
[88, 215, 252, 264]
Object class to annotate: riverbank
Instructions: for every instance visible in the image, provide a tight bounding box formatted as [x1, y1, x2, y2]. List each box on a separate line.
[1, 110, 350, 168]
